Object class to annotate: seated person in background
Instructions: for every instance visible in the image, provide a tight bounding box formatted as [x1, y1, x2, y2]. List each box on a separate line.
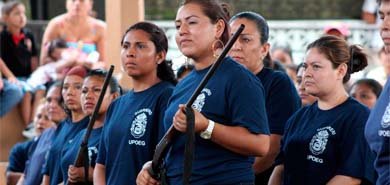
[0, 57, 23, 117]
[6, 101, 55, 185]
[350, 78, 383, 109]
[176, 63, 194, 81]
[40, 0, 106, 70]
[27, 38, 99, 89]
[271, 46, 294, 66]
[0, 1, 44, 126]
[271, 46, 298, 84]
[18, 82, 66, 185]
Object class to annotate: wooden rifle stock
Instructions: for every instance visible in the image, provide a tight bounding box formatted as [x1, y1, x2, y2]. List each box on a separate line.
[67, 65, 114, 185]
[148, 24, 246, 181]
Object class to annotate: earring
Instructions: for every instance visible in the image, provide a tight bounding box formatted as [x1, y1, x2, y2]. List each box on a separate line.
[211, 39, 224, 58]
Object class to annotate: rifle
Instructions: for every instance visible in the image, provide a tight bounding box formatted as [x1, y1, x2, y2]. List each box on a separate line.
[67, 65, 114, 185]
[148, 24, 245, 184]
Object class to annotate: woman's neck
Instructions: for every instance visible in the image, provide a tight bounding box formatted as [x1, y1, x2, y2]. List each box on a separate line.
[92, 114, 105, 129]
[65, 13, 88, 25]
[253, 62, 264, 75]
[193, 55, 215, 70]
[317, 87, 349, 110]
[132, 74, 161, 92]
[71, 110, 85, 122]
[6, 25, 22, 35]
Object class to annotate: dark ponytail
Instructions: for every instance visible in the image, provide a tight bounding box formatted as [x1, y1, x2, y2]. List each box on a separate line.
[345, 45, 368, 82]
[157, 60, 177, 85]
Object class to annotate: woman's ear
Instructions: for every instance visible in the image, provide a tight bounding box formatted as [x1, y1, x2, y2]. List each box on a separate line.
[337, 63, 348, 80]
[156, 51, 166, 65]
[215, 19, 226, 39]
[260, 42, 270, 59]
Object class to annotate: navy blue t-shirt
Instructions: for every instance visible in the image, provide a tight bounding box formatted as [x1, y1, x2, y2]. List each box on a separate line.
[60, 127, 102, 184]
[24, 127, 56, 185]
[365, 78, 390, 185]
[255, 68, 300, 183]
[164, 57, 269, 184]
[96, 81, 174, 184]
[276, 97, 376, 184]
[43, 116, 89, 185]
[257, 68, 300, 135]
[7, 138, 38, 173]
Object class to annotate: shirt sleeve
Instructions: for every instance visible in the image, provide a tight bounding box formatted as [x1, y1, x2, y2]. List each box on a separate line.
[267, 73, 300, 135]
[227, 68, 269, 135]
[96, 102, 116, 165]
[7, 142, 30, 172]
[336, 108, 376, 183]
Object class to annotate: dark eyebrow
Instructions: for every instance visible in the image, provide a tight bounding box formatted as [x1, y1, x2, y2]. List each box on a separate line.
[175, 15, 200, 24]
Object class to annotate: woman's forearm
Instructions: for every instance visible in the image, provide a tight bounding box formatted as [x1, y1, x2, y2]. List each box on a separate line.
[211, 122, 270, 156]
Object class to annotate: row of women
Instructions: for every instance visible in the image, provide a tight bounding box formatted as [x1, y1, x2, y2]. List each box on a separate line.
[17, 0, 382, 185]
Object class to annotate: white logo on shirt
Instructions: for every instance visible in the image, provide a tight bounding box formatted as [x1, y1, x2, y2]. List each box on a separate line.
[88, 146, 98, 164]
[130, 108, 153, 139]
[309, 126, 336, 156]
[192, 88, 212, 112]
[381, 101, 390, 129]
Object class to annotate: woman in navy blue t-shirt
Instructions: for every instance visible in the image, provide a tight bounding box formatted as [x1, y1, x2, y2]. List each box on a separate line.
[42, 66, 89, 185]
[269, 35, 376, 185]
[60, 69, 120, 184]
[229, 12, 301, 184]
[93, 22, 176, 185]
[137, 1, 270, 185]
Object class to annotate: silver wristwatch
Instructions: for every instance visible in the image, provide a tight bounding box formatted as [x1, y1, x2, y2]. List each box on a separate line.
[200, 119, 215, 139]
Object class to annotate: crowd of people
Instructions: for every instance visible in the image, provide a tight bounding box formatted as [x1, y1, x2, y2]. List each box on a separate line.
[1, 0, 389, 184]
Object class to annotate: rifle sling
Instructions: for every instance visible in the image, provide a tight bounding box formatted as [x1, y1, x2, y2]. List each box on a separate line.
[183, 107, 195, 184]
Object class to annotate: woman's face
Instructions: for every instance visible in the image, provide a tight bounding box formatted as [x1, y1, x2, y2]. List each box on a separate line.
[62, 75, 84, 112]
[174, 3, 222, 60]
[350, 83, 378, 109]
[66, 0, 92, 17]
[303, 48, 345, 98]
[120, 30, 163, 79]
[45, 86, 66, 123]
[297, 67, 317, 106]
[229, 18, 268, 73]
[4, 4, 26, 29]
[81, 76, 113, 116]
[34, 105, 54, 135]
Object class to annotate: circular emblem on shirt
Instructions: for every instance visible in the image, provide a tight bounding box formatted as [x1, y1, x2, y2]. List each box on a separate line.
[192, 88, 212, 112]
[130, 109, 153, 139]
[381, 103, 390, 129]
[309, 130, 329, 155]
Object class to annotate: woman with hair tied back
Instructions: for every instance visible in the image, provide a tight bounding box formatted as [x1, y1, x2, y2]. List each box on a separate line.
[137, 0, 270, 185]
[269, 35, 376, 185]
[229, 11, 301, 185]
[93, 21, 176, 185]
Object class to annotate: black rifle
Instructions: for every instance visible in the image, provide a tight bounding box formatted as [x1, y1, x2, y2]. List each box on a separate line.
[67, 65, 114, 185]
[148, 24, 245, 184]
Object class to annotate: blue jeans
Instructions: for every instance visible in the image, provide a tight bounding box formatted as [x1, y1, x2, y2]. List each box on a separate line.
[0, 79, 24, 117]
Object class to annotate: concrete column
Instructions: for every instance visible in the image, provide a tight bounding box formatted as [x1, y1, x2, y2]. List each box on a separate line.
[105, 0, 144, 89]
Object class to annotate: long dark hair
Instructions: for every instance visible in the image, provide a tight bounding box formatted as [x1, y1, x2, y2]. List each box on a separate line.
[121, 22, 177, 85]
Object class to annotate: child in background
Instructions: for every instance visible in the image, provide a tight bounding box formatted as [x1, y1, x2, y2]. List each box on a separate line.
[0, 57, 23, 117]
[0, 1, 43, 126]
